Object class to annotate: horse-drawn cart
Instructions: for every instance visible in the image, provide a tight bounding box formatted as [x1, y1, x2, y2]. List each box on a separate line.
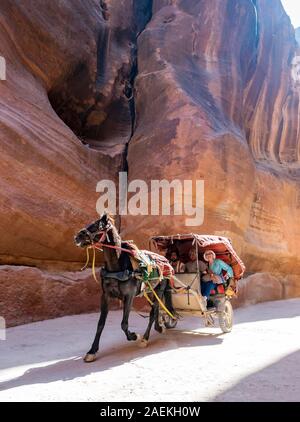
[75, 213, 246, 361]
[149, 234, 245, 333]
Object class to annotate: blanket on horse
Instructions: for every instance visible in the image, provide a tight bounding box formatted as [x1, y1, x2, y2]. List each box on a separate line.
[123, 241, 174, 285]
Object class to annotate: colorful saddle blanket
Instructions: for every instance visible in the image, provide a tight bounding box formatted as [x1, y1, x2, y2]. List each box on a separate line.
[123, 241, 174, 284]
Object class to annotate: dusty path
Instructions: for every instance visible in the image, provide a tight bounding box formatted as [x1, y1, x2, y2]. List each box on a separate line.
[0, 299, 299, 402]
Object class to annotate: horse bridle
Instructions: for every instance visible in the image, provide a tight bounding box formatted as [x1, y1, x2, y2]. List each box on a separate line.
[82, 221, 113, 245]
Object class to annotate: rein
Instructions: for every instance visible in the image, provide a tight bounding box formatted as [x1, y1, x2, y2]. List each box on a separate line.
[81, 247, 101, 284]
[81, 226, 135, 285]
[81, 243, 135, 284]
[94, 243, 135, 255]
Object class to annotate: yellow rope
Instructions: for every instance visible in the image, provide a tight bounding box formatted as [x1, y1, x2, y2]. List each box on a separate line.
[81, 247, 101, 284]
[81, 247, 90, 271]
[143, 290, 154, 306]
[146, 281, 176, 320]
[91, 247, 101, 284]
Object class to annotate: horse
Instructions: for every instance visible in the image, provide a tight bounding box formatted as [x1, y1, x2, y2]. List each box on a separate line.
[74, 212, 175, 362]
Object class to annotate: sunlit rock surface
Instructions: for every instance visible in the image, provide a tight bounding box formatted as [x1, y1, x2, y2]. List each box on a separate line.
[0, 0, 299, 325]
[123, 0, 300, 301]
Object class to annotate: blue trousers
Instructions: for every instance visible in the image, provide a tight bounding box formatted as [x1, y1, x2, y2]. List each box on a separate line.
[201, 281, 217, 298]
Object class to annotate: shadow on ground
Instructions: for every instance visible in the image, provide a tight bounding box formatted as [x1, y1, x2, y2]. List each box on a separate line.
[0, 325, 223, 392]
[234, 299, 300, 324]
[212, 350, 300, 402]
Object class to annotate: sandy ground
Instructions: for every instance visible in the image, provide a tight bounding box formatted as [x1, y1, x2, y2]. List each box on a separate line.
[0, 299, 299, 402]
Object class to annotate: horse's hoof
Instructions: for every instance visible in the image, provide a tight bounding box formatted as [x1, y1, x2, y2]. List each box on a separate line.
[84, 353, 97, 363]
[135, 334, 142, 342]
[155, 325, 166, 334]
[138, 338, 148, 348]
[160, 325, 166, 334]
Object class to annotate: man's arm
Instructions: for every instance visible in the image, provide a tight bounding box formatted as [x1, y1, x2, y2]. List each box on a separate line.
[198, 260, 208, 273]
[219, 260, 234, 278]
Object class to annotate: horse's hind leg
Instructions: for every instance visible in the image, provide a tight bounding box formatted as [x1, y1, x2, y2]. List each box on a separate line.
[84, 294, 109, 362]
[154, 280, 168, 333]
[121, 294, 138, 341]
[164, 280, 175, 315]
[140, 284, 166, 347]
[154, 279, 176, 332]
[140, 303, 157, 347]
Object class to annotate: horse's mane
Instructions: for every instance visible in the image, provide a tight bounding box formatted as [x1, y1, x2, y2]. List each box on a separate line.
[107, 215, 122, 258]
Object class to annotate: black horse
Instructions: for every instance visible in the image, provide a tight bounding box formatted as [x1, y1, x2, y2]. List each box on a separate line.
[74, 212, 175, 362]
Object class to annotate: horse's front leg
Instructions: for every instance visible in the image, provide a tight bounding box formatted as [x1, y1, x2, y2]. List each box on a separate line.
[84, 293, 109, 363]
[121, 294, 138, 341]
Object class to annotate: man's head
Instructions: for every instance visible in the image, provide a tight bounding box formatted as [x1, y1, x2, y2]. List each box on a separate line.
[188, 248, 197, 261]
[203, 249, 216, 263]
[170, 251, 179, 262]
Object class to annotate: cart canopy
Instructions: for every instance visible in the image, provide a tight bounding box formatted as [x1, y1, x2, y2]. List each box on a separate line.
[149, 234, 245, 280]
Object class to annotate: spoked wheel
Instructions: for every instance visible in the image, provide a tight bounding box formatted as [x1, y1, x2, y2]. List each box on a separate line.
[163, 314, 178, 329]
[218, 300, 233, 333]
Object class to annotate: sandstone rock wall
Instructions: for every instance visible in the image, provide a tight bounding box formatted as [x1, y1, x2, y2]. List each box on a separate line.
[0, 0, 299, 326]
[0, 0, 152, 269]
[0, 266, 102, 327]
[122, 0, 300, 298]
[0, 0, 150, 325]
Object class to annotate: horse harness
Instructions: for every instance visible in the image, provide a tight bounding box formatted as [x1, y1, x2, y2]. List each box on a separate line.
[81, 224, 176, 320]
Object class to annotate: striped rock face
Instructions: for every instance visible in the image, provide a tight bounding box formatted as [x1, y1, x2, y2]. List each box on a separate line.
[122, 0, 300, 299]
[0, 0, 299, 325]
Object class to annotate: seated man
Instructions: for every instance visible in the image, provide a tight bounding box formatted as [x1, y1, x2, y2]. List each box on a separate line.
[201, 249, 234, 304]
[185, 247, 207, 274]
[169, 250, 185, 273]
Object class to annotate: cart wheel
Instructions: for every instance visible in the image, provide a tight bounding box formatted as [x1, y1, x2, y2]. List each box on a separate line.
[218, 300, 233, 333]
[163, 314, 178, 329]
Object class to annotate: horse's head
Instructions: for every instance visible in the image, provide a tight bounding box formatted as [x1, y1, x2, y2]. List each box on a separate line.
[74, 212, 113, 248]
